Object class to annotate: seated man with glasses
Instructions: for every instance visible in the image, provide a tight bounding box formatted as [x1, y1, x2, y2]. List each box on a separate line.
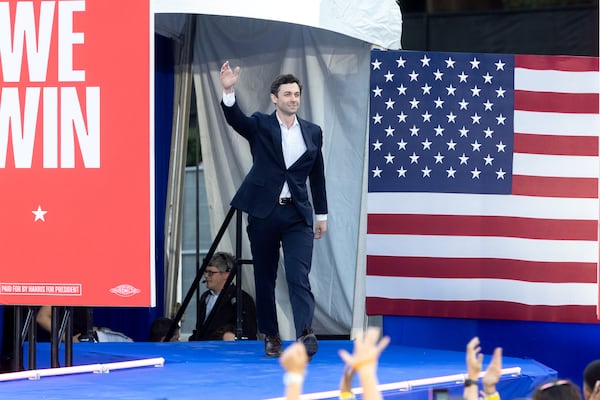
[189, 252, 257, 341]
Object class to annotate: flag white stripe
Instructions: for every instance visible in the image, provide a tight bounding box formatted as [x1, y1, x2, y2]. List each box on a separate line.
[367, 234, 598, 263]
[514, 111, 600, 136]
[515, 68, 600, 93]
[367, 192, 599, 220]
[365, 276, 598, 306]
[513, 153, 599, 178]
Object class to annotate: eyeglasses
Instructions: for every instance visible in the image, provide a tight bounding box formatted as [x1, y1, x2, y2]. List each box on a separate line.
[204, 270, 224, 277]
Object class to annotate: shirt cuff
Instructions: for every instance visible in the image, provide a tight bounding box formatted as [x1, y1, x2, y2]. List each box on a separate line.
[222, 90, 235, 107]
[316, 214, 327, 222]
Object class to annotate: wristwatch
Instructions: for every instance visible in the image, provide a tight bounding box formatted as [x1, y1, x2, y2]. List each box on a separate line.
[464, 378, 478, 387]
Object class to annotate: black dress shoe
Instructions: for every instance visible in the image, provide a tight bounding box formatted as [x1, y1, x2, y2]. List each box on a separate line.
[297, 333, 318, 358]
[264, 334, 282, 358]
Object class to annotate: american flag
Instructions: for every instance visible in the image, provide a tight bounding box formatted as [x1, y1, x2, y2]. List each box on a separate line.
[365, 49, 600, 323]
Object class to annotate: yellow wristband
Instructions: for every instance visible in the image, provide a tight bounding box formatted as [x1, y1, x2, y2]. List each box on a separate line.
[339, 391, 355, 400]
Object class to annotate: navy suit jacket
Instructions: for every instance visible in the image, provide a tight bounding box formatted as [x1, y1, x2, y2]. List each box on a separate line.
[221, 101, 327, 226]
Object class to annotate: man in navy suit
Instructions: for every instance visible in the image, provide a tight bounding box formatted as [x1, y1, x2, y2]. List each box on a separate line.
[219, 61, 327, 358]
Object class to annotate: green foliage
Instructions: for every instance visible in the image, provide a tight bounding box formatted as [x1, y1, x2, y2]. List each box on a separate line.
[186, 126, 201, 166]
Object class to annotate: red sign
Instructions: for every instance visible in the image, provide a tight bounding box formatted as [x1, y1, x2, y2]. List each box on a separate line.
[0, 0, 154, 306]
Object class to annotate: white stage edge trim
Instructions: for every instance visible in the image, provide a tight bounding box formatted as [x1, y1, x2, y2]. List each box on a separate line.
[0, 357, 165, 382]
[265, 367, 522, 400]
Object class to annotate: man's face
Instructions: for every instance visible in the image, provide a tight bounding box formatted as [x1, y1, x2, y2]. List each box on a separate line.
[204, 265, 228, 293]
[271, 82, 301, 117]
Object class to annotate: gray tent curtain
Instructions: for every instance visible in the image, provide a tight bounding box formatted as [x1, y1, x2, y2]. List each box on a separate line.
[192, 15, 373, 339]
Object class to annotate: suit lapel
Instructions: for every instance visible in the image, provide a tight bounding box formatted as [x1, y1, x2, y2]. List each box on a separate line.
[271, 113, 316, 169]
[298, 118, 316, 153]
[289, 118, 315, 168]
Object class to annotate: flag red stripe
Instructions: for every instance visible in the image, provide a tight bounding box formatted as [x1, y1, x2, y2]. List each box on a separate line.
[515, 54, 599, 72]
[514, 90, 598, 114]
[514, 133, 598, 156]
[367, 214, 597, 240]
[366, 298, 600, 323]
[512, 175, 598, 198]
[366, 255, 598, 283]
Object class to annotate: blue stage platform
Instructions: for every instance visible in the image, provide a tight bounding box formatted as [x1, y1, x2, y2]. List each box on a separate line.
[0, 340, 556, 399]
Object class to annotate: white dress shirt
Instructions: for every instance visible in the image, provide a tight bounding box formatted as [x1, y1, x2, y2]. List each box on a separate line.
[276, 112, 306, 199]
[205, 290, 219, 320]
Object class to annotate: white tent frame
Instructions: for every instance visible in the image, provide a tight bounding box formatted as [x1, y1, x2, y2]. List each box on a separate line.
[154, 1, 402, 339]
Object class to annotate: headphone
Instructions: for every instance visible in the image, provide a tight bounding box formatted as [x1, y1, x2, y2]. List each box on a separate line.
[214, 252, 234, 272]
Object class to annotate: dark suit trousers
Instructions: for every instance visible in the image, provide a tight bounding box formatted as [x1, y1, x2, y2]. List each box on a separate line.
[247, 202, 314, 338]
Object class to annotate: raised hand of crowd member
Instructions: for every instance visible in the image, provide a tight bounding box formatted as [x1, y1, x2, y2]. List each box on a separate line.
[338, 365, 356, 400]
[464, 337, 502, 400]
[280, 342, 309, 400]
[482, 346, 502, 399]
[338, 327, 391, 400]
[464, 337, 484, 400]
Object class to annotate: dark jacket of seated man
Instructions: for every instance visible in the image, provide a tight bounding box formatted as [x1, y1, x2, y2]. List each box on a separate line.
[189, 252, 257, 341]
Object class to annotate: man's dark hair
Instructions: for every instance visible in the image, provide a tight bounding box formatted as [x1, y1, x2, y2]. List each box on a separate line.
[532, 380, 581, 400]
[584, 360, 600, 391]
[270, 74, 302, 97]
[149, 317, 176, 342]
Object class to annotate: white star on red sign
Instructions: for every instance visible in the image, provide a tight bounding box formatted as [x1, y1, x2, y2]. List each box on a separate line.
[32, 205, 47, 222]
